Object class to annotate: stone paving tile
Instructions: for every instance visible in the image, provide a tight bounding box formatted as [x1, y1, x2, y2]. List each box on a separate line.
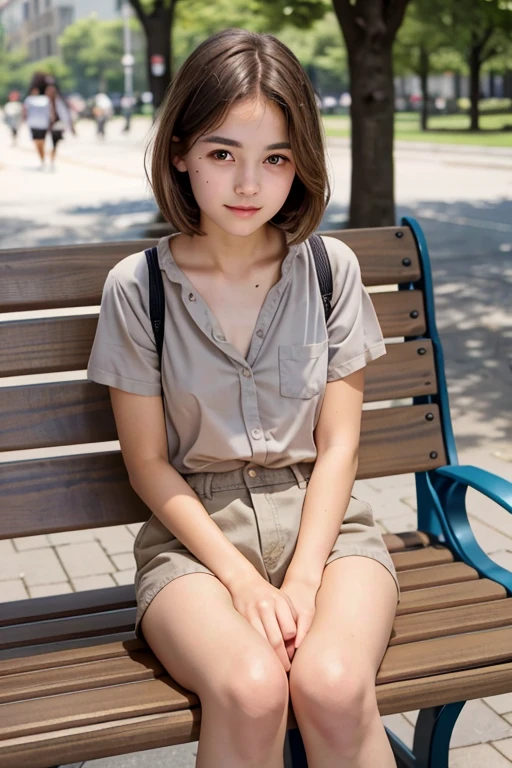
[12, 534, 50, 551]
[127, 523, 144, 537]
[71, 575, 117, 592]
[48, 530, 95, 545]
[492, 552, 512, 570]
[504, 713, 512, 726]
[57, 542, 116, 578]
[29, 583, 73, 598]
[1, 579, 29, 601]
[84, 742, 197, 767]
[494, 738, 512, 760]
[377, 513, 417, 534]
[450, 700, 512, 748]
[364, 473, 416, 492]
[466, 488, 512, 534]
[450, 743, 512, 767]
[92, 526, 136, 555]
[486, 694, 512, 716]
[1, 548, 67, 586]
[381, 713, 414, 749]
[0, 539, 16, 558]
[401, 701, 512, 748]
[110, 553, 136, 572]
[469, 519, 512, 553]
[113, 570, 135, 586]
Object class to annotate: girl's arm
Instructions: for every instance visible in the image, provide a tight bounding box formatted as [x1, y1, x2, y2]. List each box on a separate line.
[283, 368, 365, 587]
[110, 387, 261, 591]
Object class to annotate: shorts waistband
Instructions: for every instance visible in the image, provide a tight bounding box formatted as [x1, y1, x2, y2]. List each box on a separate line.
[183, 462, 314, 500]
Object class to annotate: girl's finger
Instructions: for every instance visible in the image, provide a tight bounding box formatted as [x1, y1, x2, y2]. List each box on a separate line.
[259, 603, 291, 669]
[275, 598, 297, 642]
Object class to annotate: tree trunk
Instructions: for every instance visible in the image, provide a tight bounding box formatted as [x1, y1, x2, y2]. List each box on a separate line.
[347, 43, 396, 228]
[419, 45, 429, 132]
[468, 43, 481, 131]
[145, 6, 174, 110]
[129, 1, 175, 112]
[332, 0, 409, 228]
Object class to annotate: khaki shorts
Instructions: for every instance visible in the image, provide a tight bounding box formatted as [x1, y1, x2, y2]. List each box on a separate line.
[134, 462, 400, 638]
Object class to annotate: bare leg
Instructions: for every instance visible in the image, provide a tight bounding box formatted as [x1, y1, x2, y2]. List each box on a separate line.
[288, 556, 398, 768]
[34, 138, 45, 166]
[142, 572, 290, 767]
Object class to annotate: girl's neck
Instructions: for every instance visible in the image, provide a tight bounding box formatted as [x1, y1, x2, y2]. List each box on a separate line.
[183, 224, 287, 278]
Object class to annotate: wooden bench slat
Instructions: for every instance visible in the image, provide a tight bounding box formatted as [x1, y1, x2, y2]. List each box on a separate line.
[0, 291, 425, 377]
[0, 340, 439, 452]
[3, 662, 512, 768]
[391, 545, 453, 571]
[390, 599, 512, 646]
[0, 608, 137, 652]
[0, 651, 165, 705]
[377, 626, 512, 684]
[0, 639, 143, 677]
[0, 710, 200, 768]
[396, 578, 507, 615]
[0, 677, 193, 740]
[0, 406, 445, 537]
[377, 661, 512, 716]
[383, 531, 431, 551]
[398, 562, 478, 592]
[0, 585, 135, 629]
[0, 228, 420, 313]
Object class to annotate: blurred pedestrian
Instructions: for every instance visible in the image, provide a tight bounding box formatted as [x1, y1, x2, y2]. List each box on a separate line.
[45, 80, 76, 171]
[3, 92, 23, 145]
[92, 92, 113, 138]
[23, 86, 50, 169]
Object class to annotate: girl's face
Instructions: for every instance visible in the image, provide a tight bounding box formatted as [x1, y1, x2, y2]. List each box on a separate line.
[173, 97, 296, 238]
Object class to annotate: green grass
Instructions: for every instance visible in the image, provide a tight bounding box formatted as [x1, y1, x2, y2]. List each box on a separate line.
[322, 112, 512, 147]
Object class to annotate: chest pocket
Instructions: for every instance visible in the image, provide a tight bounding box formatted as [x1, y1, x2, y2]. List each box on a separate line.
[278, 340, 328, 399]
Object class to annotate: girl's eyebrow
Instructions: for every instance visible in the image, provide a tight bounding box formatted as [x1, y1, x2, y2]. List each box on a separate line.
[201, 135, 291, 151]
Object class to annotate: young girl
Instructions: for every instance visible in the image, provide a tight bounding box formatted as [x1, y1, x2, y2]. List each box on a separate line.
[87, 28, 400, 768]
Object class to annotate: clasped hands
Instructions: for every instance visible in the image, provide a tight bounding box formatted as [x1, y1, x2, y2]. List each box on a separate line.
[229, 572, 320, 672]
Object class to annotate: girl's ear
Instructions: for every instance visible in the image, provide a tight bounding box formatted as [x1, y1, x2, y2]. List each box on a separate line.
[171, 135, 187, 173]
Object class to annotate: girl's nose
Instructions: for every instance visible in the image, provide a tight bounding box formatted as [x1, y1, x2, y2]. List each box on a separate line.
[234, 164, 260, 196]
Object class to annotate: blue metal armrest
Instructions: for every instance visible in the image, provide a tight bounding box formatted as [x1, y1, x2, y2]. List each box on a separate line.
[429, 464, 512, 592]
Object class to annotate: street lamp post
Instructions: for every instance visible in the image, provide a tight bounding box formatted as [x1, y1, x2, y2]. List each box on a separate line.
[121, 0, 135, 133]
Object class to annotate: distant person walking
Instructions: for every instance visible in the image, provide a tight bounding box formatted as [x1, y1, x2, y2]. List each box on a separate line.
[92, 92, 113, 138]
[23, 87, 51, 169]
[3, 92, 23, 145]
[45, 81, 75, 170]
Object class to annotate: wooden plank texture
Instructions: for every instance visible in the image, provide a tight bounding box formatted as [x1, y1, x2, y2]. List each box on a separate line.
[0, 341, 438, 451]
[396, 579, 507, 616]
[0, 291, 425, 376]
[0, 405, 445, 537]
[0, 227, 420, 312]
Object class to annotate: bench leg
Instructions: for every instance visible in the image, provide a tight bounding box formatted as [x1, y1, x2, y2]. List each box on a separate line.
[413, 701, 466, 768]
[284, 727, 308, 767]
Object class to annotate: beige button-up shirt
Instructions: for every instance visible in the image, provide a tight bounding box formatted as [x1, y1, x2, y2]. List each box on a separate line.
[87, 234, 386, 473]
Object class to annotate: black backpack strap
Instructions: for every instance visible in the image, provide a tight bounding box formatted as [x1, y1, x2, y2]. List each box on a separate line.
[145, 246, 165, 366]
[309, 233, 333, 323]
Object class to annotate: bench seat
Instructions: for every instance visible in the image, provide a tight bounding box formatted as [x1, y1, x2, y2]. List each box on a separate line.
[2, 532, 512, 768]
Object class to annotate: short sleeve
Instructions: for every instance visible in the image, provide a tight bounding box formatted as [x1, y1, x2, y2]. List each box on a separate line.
[322, 236, 386, 381]
[87, 261, 161, 396]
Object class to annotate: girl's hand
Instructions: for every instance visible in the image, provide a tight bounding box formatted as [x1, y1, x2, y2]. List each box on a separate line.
[228, 573, 298, 671]
[280, 577, 320, 656]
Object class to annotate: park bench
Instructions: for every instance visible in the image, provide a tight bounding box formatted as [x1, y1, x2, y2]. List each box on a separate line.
[0, 216, 511, 768]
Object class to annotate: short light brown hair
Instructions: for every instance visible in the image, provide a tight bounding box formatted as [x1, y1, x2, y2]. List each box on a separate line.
[148, 28, 330, 245]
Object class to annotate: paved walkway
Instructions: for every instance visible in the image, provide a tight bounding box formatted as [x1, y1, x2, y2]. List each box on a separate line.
[0, 118, 511, 765]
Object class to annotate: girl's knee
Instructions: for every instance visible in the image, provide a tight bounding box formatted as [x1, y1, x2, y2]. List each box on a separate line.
[289, 654, 377, 744]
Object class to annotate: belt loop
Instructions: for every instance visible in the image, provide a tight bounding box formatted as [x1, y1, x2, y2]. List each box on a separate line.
[289, 463, 308, 489]
[203, 472, 214, 500]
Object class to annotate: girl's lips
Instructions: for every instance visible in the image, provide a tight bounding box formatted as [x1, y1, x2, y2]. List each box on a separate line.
[225, 205, 261, 217]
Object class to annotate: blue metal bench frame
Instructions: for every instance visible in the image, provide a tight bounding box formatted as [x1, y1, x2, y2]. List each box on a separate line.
[284, 216, 512, 768]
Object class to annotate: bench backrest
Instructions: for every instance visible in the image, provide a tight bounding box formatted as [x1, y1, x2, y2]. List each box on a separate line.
[0, 220, 454, 539]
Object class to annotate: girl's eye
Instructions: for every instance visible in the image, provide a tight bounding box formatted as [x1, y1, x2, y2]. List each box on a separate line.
[211, 150, 232, 161]
[266, 155, 288, 165]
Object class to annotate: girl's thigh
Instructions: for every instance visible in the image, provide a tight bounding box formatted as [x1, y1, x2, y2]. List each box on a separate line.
[141, 573, 288, 700]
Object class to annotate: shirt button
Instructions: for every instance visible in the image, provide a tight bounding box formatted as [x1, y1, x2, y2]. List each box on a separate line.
[256, 329, 264, 338]
[251, 428, 262, 440]
[248, 469, 257, 478]
[242, 368, 251, 378]
[188, 293, 196, 302]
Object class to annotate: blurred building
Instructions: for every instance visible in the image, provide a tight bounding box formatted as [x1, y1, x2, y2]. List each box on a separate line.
[0, 0, 120, 60]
